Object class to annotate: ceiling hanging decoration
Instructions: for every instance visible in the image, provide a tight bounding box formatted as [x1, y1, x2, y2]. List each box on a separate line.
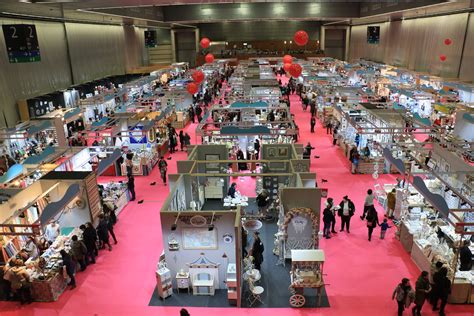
[187, 82, 199, 95]
[192, 70, 205, 84]
[294, 30, 309, 46]
[200, 37, 211, 49]
[205, 53, 215, 64]
[289, 63, 302, 77]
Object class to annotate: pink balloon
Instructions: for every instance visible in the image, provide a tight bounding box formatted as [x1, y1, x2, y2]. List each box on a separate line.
[439, 55, 447, 62]
[187, 82, 199, 95]
[192, 70, 205, 84]
[205, 53, 215, 64]
[444, 38, 452, 46]
[200, 38, 211, 49]
[283, 55, 293, 64]
[294, 30, 309, 46]
[289, 64, 302, 77]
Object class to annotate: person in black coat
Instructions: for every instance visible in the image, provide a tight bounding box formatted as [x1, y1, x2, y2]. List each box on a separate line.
[303, 142, 315, 160]
[254, 139, 260, 160]
[127, 175, 136, 201]
[188, 106, 195, 123]
[228, 183, 237, 198]
[432, 267, 451, 315]
[310, 116, 316, 133]
[323, 206, 334, 239]
[97, 214, 112, 251]
[80, 223, 97, 264]
[60, 250, 76, 289]
[459, 240, 473, 271]
[365, 206, 380, 241]
[103, 204, 118, 245]
[251, 232, 264, 270]
[338, 196, 355, 233]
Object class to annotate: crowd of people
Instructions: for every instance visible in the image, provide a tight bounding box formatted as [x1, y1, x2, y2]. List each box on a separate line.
[1, 201, 118, 304]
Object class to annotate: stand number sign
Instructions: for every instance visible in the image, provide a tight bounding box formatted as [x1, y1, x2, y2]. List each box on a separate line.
[2, 24, 41, 63]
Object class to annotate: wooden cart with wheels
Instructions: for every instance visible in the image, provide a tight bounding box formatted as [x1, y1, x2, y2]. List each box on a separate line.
[289, 249, 326, 308]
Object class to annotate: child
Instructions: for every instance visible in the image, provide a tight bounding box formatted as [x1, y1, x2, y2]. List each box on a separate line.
[380, 218, 391, 239]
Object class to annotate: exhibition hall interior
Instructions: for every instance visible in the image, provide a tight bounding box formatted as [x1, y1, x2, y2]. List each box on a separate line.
[0, 0, 473, 315]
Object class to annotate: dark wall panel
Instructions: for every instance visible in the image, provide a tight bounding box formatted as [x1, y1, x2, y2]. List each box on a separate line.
[199, 21, 321, 42]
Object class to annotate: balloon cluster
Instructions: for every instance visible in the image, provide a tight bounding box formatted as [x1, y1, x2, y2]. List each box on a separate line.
[200, 37, 215, 64]
[282, 54, 302, 78]
[439, 38, 452, 62]
[187, 69, 205, 95]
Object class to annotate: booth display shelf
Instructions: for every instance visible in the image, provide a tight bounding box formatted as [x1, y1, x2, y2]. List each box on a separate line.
[31, 272, 67, 302]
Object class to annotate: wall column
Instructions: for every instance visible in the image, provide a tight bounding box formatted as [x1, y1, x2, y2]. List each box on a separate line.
[171, 29, 177, 62]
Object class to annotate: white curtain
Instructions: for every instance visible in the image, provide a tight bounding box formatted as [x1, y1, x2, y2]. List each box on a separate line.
[459, 13, 474, 81]
[349, 13, 469, 78]
[65, 23, 127, 83]
[0, 18, 72, 126]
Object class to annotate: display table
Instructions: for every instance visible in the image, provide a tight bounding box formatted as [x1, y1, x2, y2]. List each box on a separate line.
[448, 278, 472, 304]
[400, 222, 414, 253]
[410, 241, 432, 274]
[176, 272, 190, 294]
[31, 272, 67, 302]
[103, 186, 129, 216]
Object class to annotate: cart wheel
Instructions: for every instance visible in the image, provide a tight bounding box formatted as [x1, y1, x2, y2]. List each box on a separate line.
[288, 285, 296, 295]
[289, 294, 306, 308]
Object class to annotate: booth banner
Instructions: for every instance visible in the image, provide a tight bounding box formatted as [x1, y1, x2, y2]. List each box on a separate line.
[39, 183, 81, 225]
[382, 147, 406, 174]
[412, 176, 449, 218]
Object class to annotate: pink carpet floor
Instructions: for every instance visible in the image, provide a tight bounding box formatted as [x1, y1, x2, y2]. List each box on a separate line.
[1, 87, 473, 316]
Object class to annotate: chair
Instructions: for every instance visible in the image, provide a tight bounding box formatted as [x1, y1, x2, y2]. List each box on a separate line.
[192, 272, 215, 296]
[247, 279, 264, 306]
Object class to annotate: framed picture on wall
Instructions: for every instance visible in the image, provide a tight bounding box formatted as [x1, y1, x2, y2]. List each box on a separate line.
[205, 154, 220, 172]
[182, 228, 218, 250]
[278, 147, 288, 157]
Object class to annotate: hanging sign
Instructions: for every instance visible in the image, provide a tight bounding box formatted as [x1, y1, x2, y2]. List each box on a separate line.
[2, 24, 41, 63]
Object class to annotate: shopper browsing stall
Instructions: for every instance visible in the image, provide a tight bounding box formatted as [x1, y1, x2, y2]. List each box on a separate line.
[251, 232, 264, 271]
[412, 271, 431, 316]
[44, 221, 60, 244]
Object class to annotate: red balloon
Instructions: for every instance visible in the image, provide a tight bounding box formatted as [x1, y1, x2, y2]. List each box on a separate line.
[187, 82, 199, 95]
[283, 63, 292, 72]
[294, 30, 309, 46]
[283, 55, 293, 64]
[289, 64, 302, 78]
[205, 53, 215, 64]
[439, 55, 447, 62]
[444, 38, 452, 45]
[200, 37, 211, 49]
[192, 70, 205, 84]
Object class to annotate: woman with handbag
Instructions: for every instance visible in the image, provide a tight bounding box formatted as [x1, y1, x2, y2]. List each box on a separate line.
[366, 206, 380, 241]
[392, 278, 413, 316]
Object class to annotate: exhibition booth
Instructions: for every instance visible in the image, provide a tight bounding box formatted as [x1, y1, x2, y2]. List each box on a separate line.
[383, 145, 474, 304]
[0, 171, 101, 301]
[151, 144, 325, 308]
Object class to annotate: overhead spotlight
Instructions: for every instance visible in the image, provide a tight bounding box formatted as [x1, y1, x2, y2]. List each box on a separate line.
[444, 188, 450, 192]
[460, 201, 467, 206]
[451, 193, 457, 197]
[208, 212, 215, 231]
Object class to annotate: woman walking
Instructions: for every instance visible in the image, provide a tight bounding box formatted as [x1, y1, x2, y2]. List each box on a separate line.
[366, 206, 380, 241]
[392, 278, 412, 316]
